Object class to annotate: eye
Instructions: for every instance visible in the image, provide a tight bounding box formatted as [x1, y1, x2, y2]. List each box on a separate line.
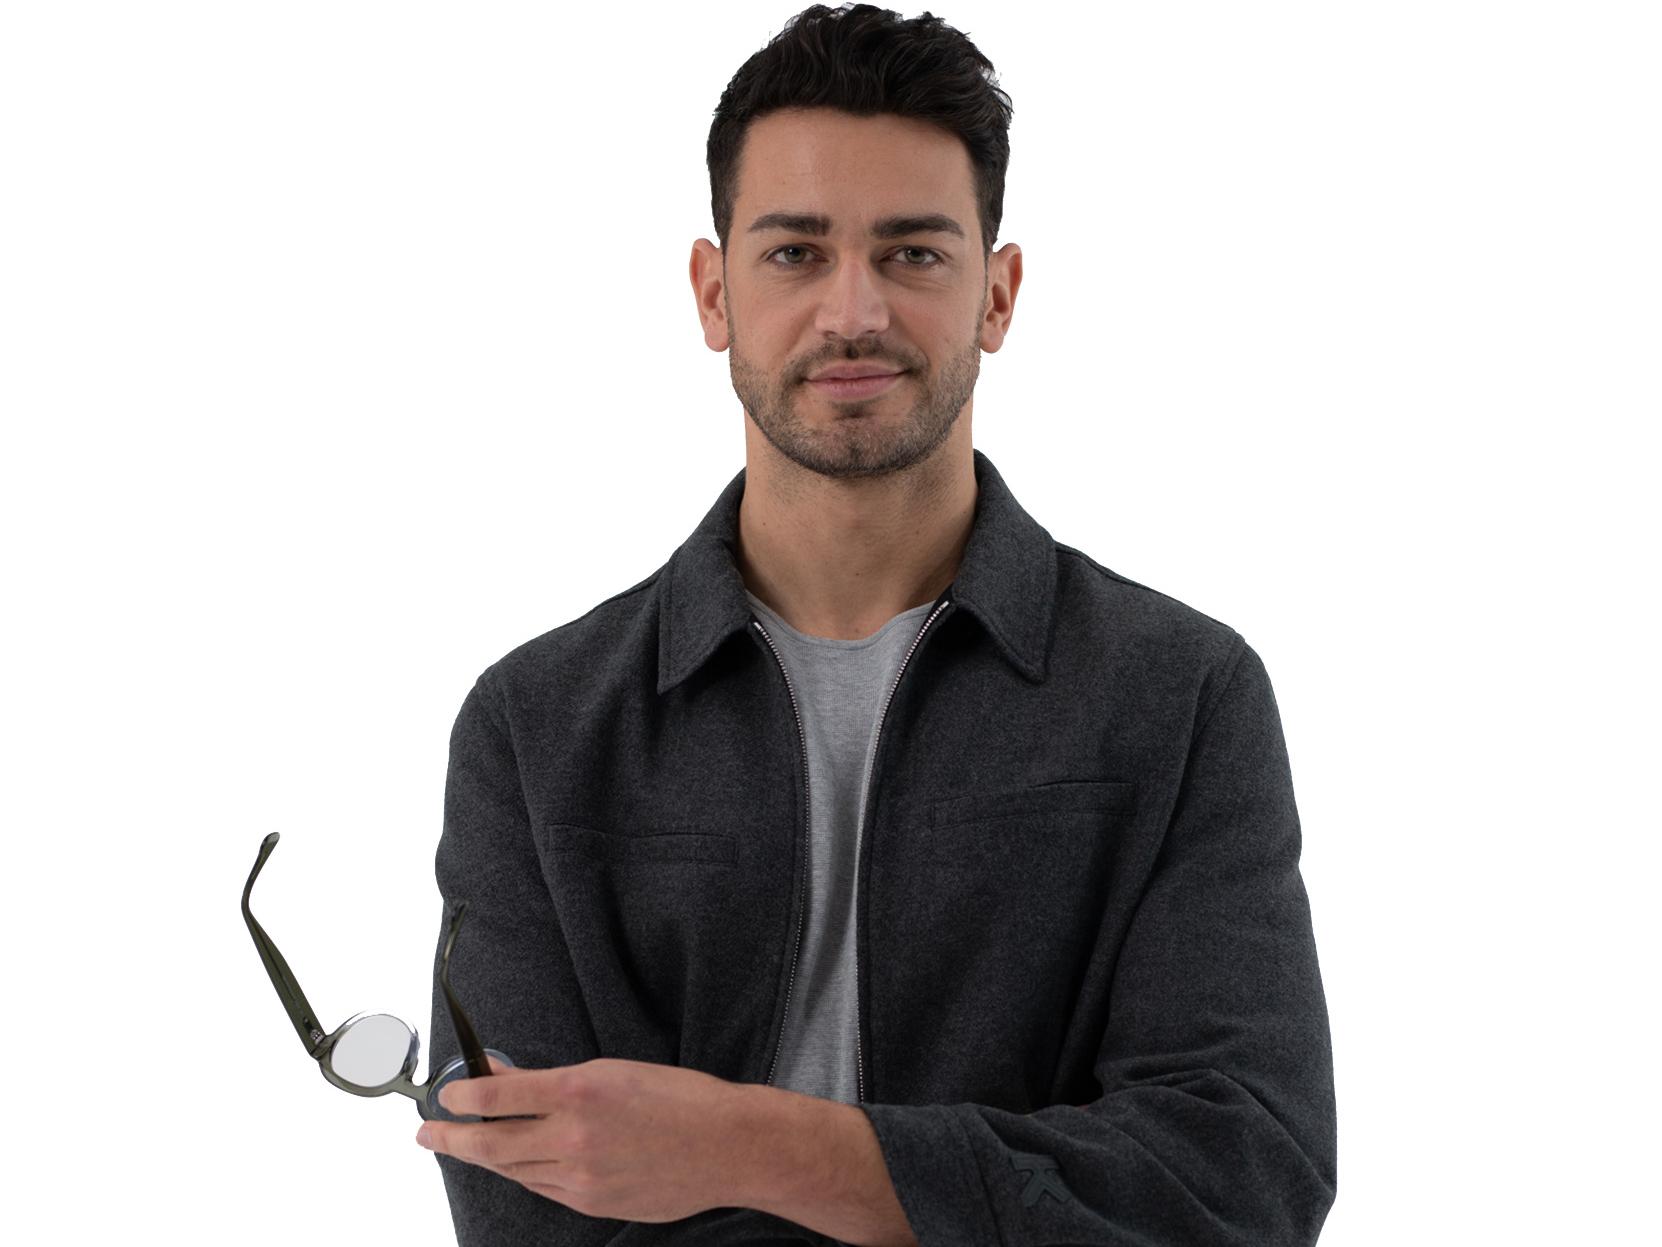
[766, 245, 944, 269]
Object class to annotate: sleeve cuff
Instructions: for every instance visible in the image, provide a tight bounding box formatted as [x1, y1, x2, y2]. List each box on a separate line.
[859, 1102, 1001, 1247]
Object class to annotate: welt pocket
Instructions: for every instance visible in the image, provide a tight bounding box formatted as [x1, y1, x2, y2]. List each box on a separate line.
[929, 779, 1137, 830]
[544, 823, 737, 866]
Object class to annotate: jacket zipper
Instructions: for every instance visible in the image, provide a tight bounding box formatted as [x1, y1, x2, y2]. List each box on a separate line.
[751, 594, 954, 1104]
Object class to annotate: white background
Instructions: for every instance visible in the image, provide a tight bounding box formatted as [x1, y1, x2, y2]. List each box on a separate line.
[3, 2, 1656, 1243]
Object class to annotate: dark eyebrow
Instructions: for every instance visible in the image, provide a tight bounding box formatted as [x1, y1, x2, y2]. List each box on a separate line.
[746, 211, 966, 241]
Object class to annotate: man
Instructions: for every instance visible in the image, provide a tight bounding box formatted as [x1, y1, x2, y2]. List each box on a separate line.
[415, 6, 1337, 1246]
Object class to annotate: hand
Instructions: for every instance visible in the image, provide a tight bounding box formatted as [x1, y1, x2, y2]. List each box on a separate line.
[414, 1054, 756, 1224]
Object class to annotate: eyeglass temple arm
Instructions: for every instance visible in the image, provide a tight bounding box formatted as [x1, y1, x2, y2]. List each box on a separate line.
[441, 900, 493, 1080]
[243, 832, 329, 1058]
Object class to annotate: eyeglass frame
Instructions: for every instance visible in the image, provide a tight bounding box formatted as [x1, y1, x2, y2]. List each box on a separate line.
[242, 830, 518, 1123]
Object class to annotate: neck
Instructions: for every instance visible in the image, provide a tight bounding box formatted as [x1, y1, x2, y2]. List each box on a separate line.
[735, 431, 976, 642]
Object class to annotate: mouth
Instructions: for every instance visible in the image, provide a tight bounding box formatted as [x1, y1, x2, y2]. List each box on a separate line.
[808, 371, 906, 399]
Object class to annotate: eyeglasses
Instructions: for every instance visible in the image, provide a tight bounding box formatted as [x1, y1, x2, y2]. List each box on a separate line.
[243, 831, 518, 1123]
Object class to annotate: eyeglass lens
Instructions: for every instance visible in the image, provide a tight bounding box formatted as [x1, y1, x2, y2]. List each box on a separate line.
[329, 1013, 414, 1089]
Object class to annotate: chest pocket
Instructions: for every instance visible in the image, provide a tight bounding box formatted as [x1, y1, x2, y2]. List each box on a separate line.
[929, 778, 1136, 830]
[539, 823, 752, 1046]
[547, 825, 737, 865]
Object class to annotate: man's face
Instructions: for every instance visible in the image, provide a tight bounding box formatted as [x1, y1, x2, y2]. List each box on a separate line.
[698, 107, 1017, 481]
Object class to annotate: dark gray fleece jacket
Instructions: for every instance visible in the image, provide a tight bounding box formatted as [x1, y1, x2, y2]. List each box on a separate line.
[425, 448, 1337, 1245]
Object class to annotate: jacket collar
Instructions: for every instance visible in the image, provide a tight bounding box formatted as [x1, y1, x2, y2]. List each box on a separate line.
[657, 447, 1056, 695]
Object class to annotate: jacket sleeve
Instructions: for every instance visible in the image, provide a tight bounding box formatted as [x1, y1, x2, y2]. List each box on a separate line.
[427, 668, 831, 1247]
[426, 667, 622, 1246]
[858, 637, 1338, 1246]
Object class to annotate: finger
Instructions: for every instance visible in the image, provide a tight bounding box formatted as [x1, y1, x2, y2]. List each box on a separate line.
[437, 1055, 522, 1115]
[418, 1116, 547, 1168]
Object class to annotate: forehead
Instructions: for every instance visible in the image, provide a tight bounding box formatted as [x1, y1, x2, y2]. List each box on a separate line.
[735, 108, 977, 224]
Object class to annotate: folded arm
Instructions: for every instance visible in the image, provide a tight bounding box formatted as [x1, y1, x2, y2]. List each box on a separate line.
[744, 639, 1338, 1246]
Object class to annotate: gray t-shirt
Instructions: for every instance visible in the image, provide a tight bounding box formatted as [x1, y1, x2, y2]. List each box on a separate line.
[744, 588, 936, 1104]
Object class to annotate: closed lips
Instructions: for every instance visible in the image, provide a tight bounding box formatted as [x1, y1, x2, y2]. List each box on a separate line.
[810, 367, 903, 380]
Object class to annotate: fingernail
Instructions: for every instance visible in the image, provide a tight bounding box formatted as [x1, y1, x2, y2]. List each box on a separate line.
[415, 1124, 433, 1148]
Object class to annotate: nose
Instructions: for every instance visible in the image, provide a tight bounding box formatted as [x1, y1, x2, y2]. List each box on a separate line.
[813, 257, 893, 340]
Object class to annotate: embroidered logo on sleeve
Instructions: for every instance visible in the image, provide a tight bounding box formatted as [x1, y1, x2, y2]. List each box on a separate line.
[1008, 1149, 1074, 1207]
